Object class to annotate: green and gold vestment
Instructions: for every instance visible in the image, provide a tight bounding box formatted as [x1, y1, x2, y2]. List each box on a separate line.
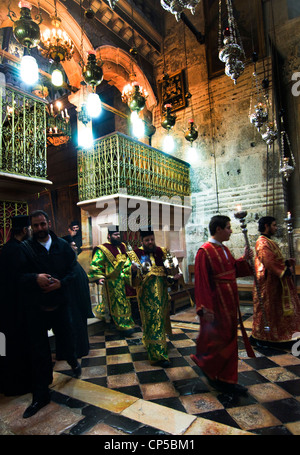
[129, 246, 172, 363]
[88, 242, 135, 331]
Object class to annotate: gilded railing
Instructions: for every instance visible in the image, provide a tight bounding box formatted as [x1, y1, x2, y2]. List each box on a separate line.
[77, 132, 191, 202]
[0, 84, 47, 179]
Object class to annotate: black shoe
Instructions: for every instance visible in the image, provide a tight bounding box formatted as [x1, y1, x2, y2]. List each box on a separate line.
[215, 381, 248, 395]
[120, 328, 135, 337]
[72, 362, 82, 378]
[23, 396, 51, 418]
[153, 359, 171, 368]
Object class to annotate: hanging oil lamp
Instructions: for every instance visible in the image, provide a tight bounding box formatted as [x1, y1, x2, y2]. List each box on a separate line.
[108, 0, 118, 9]
[279, 157, 294, 181]
[122, 81, 148, 113]
[160, 0, 201, 21]
[184, 119, 198, 145]
[249, 102, 268, 131]
[82, 51, 103, 90]
[8, 1, 42, 50]
[161, 104, 176, 131]
[218, 0, 245, 85]
[279, 120, 296, 181]
[261, 122, 278, 148]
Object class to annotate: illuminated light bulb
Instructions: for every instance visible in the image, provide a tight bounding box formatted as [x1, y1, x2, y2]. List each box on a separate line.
[86, 92, 102, 118]
[131, 111, 145, 139]
[186, 144, 198, 164]
[51, 68, 63, 87]
[20, 55, 39, 85]
[163, 133, 175, 153]
[78, 125, 94, 148]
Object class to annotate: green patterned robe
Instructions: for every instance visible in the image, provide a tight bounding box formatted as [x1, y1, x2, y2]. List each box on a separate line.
[88, 243, 135, 331]
[129, 247, 172, 363]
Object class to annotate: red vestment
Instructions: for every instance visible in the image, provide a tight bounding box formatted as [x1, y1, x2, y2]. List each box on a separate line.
[191, 241, 255, 384]
[252, 235, 300, 342]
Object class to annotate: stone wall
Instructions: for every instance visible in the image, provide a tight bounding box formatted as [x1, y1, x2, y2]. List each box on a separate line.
[151, 5, 294, 265]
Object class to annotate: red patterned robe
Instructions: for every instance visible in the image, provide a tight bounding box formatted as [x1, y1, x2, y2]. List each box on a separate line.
[252, 235, 300, 342]
[191, 241, 255, 384]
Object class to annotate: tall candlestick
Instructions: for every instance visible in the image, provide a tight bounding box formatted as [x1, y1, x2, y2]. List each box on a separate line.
[234, 209, 270, 332]
[284, 211, 295, 283]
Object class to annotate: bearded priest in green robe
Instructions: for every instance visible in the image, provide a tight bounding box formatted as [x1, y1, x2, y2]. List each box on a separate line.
[129, 228, 182, 367]
[88, 226, 136, 335]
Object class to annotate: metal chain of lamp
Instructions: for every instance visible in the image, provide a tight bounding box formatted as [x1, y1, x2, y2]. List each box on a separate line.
[218, 0, 245, 84]
[8, 0, 42, 85]
[248, 53, 278, 147]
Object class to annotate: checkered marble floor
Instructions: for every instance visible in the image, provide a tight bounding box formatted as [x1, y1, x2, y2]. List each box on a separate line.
[1, 305, 300, 436]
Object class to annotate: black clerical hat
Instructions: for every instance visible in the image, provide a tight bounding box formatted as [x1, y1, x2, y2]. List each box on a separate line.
[139, 226, 154, 238]
[11, 215, 30, 229]
[108, 225, 120, 234]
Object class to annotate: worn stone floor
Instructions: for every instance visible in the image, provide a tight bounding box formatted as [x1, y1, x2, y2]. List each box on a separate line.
[1, 304, 300, 438]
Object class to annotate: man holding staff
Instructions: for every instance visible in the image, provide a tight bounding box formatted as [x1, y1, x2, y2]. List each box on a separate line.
[191, 215, 255, 394]
[251, 216, 300, 346]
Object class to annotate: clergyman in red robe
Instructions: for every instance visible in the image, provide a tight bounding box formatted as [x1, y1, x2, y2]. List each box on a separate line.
[191, 215, 255, 394]
[252, 216, 300, 345]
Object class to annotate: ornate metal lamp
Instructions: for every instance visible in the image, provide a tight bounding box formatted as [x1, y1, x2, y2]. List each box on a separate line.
[8, 1, 42, 49]
[218, 1, 245, 84]
[161, 104, 176, 131]
[81, 51, 104, 118]
[161, 103, 176, 153]
[8, 1, 42, 85]
[249, 102, 268, 132]
[279, 118, 296, 181]
[184, 119, 198, 145]
[122, 78, 148, 114]
[82, 51, 103, 90]
[160, 0, 201, 21]
[108, 0, 119, 9]
[261, 122, 278, 148]
[40, 17, 74, 63]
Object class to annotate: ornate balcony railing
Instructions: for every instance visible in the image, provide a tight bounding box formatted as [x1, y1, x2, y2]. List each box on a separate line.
[77, 132, 191, 202]
[0, 84, 47, 179]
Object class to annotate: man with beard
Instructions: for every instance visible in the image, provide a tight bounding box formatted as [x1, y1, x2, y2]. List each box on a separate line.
[130, 228, 182, 367]
[251, 216, 300, 346]
[0, 215, 33, 396]
[19, 210, 80, 418]
[88, 226, 136, 335]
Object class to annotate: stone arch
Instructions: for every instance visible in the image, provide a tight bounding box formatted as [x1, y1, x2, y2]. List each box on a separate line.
[97, 45, 157, 112]
[1, 1, 157, 111]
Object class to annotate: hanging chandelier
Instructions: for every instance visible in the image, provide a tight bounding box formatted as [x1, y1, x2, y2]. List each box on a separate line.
[47, 100, 71, 146]
[39, 0, 74, 66]
[160, 0, 201, 21]
[218, 0, 245, 84]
